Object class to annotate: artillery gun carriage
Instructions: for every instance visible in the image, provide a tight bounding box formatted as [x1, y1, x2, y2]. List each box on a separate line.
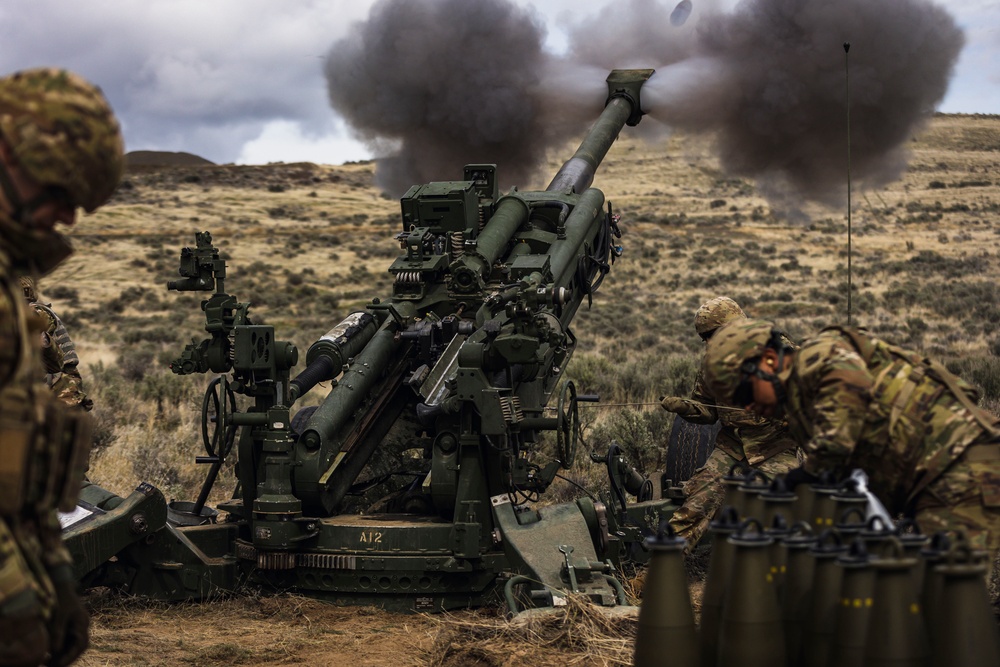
[63, 69, 686, 613]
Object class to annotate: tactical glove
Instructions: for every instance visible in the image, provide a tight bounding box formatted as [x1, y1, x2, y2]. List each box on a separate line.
[782, 466, 820, 490]
[660, 396, 697, 416]
[46, 564, 89, 667]
[0, 591, 49, 667]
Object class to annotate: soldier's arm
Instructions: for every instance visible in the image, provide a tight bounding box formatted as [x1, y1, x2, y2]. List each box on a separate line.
[799, 342, 873, 476]
[684, 379, 720, 422]
[28, 303, 62, 375]
[661, 373, 718, 423]
[33, 304, 92, 410]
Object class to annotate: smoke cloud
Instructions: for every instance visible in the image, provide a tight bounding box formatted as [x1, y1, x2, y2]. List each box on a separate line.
[325, 0, 964, 207]
[641, 0, 965, 207]
[324, 0, 586, 197]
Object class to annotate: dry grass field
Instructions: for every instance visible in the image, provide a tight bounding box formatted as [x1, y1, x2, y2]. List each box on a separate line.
[44, 113, 999, 666]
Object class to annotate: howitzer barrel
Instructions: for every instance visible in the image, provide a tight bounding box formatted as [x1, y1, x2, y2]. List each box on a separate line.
[548, 188, 606, 284]
[451, 196, 530, 290]
[299, 322, 398, 452]
[546, 69, 654, 194]
[295, 302, 416, 511]
[289, 311, 379, 403]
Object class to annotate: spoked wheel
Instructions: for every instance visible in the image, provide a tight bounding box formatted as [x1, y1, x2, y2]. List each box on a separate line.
[556, 380, 580, 469]
[201, 375, 237, 462]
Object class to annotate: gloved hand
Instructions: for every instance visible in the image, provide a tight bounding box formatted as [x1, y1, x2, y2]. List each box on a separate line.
[46, 564, 90, 667]
[660, 396, 697, 416]
[782, 466, 820, 490]
[0, 591, 49, 667]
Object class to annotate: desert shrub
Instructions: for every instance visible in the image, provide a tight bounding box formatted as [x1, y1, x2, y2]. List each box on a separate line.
[119, 349, 156, 382]
[945, 356, 1000, 402]
[138, 370, 197, 408]
[88, 360, 131, 414]
[585, 408, 672, 475]
[85, 360, 214, 500]
[46, 285, 80, 305]
[122, 325, 183, 345]
[566, 354, 616, 399]
[991, 336, 1000, 357]
[89, 407, 119, 458]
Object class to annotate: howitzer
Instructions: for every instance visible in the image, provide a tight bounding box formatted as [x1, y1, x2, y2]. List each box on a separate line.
[63, 69, 682, 612]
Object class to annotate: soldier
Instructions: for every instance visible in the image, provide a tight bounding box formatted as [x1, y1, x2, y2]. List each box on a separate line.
[19, 276, 93, 411]
[0, 68, 123, 666]
[660, 297, 799, 548]
[703, 318, 1000, 561]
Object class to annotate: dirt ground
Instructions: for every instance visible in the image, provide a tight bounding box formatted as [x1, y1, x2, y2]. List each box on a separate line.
[81, 592, 441, 667]
[67, 113, 1000, 666]
[79, 588, 649, 667]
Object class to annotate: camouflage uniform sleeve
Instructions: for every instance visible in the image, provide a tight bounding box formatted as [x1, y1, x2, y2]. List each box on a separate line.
[27, 303, 61, 374]
[794, 336, 873, 476]
[30, 303, 91, 410]
[684, 376, 720, 423]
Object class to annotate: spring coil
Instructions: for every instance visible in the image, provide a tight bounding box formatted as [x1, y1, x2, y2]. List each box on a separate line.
[499, 396, 524, 424]
[394, 271, 421, 285]
[450, 231, 464, 260]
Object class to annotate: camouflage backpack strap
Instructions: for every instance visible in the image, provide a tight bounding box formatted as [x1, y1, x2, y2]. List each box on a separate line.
[922, 358, 1000, 437]
[819, 325, 878, 363]
[823, 325, 999, 438]
[820, 325, 915, 427]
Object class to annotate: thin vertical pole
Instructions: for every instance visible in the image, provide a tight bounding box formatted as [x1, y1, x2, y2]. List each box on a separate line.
[844, 42, 853, 327]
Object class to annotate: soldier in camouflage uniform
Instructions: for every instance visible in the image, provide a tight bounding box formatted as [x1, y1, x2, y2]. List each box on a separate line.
[19, 276, 93, 411]
[0, 68, 123, 666]
[660, 297, 799, 548]
[703, 318, 1000, 561]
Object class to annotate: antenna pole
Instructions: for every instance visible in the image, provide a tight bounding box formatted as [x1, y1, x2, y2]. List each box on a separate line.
[844, 42, 853, 326]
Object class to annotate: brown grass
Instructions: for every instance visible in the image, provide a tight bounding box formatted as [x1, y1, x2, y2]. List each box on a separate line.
[44, 114, 1000, 665]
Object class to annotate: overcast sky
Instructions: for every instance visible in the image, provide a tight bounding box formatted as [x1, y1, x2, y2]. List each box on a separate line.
[0, 0, 995, 166]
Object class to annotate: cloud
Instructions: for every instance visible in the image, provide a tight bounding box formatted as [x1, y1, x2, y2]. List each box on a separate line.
[237, 119, 373, 165]
[324, 0, 965, 210]
[0, 0, 993, 171]
[0, 0, 360, 162]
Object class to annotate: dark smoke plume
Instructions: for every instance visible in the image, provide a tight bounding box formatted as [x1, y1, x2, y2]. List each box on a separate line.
[574, 0, 965, 208]
[326, 0, 964, 208]
[324, 0, 587, 197]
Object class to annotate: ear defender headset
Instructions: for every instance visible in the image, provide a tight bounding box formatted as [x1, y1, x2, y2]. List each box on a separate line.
[733, 329, 790, 406]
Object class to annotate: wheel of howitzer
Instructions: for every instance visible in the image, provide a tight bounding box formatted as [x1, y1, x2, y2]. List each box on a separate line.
[556, 380, 580, 469]
[202, 376, 237, 460]
[664, 417, 718, 483]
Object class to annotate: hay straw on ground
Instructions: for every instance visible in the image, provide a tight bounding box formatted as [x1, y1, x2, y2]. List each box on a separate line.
[424, 595, 638, 667]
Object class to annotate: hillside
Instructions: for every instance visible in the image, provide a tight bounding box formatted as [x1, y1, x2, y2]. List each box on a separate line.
[45, 113, 1000, 667]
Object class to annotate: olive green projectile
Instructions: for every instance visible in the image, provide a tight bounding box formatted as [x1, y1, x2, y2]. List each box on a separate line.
[831, 539, 875, 667]
[782, 521, 818, 667]
[864, 537, 927, 667]
[717, 518, 786, 667]
[928, 543, 1000, 667]
[699, 505, 742, 667]
[802, 529, 849, 667]
[633, 523, 698, 667]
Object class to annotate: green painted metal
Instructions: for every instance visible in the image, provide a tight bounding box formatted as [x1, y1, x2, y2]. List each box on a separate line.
[63, 70, 682, 612]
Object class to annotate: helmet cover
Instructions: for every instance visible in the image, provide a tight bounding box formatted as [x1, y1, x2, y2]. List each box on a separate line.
[0, 68, 124, 212]
[694, 296, 746, 337]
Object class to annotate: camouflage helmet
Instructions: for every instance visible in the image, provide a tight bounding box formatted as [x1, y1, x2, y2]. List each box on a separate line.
[0, 68, 124, 212]
[703, 318, 776, 405]
[694, 296, 746, 338]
